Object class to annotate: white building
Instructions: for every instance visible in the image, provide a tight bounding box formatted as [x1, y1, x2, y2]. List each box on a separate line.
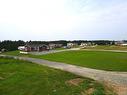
[80, 42, 95, 48]
[67, 43, 78, 48]
[121, 44, 127, 46]
[115, 41, 127, 46]
[49, 43, 63, 49]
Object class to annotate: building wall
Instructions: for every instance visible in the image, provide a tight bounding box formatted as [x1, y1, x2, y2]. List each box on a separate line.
[18, 45, 49, 52]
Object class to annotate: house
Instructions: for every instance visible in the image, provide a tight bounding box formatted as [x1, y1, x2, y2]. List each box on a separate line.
[1, 48, 7, 52]
[55, 44, 63, 48]
[115, 41, 127, 46]
[80, 43, 88, 47]
[0, 48, 7, 53]
[115, 41, 122, 45]
[18, 44, 50, 52]
[80, 42, 92, 46]
[49, 43, 63, 49]
[67, 43, 78, 48]
[121, 44, 127, 46]
[48, 44, 56, 49]
[80, 42, 95, 48]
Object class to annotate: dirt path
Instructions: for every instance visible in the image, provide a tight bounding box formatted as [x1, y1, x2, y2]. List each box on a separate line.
[0, 55, 127, 95]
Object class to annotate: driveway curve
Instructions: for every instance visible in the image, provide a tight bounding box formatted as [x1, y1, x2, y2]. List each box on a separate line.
[0, 55, 127, 95]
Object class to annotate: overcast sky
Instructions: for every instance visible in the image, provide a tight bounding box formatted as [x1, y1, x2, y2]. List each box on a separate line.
[0, 0, 127, 41]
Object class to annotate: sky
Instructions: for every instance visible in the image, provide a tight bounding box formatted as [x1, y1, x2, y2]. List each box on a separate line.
[0, 0, 127, 41]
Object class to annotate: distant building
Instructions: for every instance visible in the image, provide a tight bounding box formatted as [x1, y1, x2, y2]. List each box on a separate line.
[18, 44, 49, 52]
[56, 44, 63, 48]
[67, 43, 78, 48]
[121, 44, 127, 46]
[1, 48, 7, 52]
[80, 42, 95, 48]
[48, 44, 56, 49]
[115, 41, 127, 46]
[49, 43, 63, 49]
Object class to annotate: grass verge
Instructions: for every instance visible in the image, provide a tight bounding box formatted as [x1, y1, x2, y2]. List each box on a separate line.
[0, 57, 115, 95]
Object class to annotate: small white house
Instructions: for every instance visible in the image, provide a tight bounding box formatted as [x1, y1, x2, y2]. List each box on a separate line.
[18, 44, 49, 53]
[67, 43, 78, 48]
[80, 43, 88, 47]
[115, 41, 127, 46]
[80, 42, 95, 48]
[49, 44, 56, 49]
[49, 43, 63, 49]
[18, 46, 26, 51]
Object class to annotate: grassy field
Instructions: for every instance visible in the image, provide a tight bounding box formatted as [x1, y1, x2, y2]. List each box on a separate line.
[81, 45, 127, 51]
[2, 50, 127, 71]
[36, 50, 127, 71]
[2, 50, 29, 56]
[0, 57, 114, 95]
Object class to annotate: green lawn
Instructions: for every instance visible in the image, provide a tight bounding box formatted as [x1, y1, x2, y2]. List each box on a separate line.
[0, 57, 114, 95]
[36, 50, 127, 71]
[2, 50, 127, 71]
[82, 45, 127, 51]
[2, 50, 29, 56]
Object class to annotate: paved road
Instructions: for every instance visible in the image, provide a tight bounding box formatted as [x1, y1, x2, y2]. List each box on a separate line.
[0, 55, 127, 95]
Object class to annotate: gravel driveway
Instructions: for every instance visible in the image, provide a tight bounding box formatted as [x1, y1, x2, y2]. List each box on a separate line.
[0, 55, 127, 95]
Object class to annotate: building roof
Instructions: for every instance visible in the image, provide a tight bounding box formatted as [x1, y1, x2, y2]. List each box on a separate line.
[25, 44, 49, 47]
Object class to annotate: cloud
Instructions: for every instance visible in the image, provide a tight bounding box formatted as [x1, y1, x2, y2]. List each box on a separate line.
[0, 0, 127, 40]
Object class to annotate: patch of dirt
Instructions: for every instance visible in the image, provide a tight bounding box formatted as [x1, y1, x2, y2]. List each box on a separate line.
[65, 78, 84, 86]
[104, 81, 127, 95]
[104, 85, 116, 95]
[81, 88, 95, 95]
[112, 85, 127, 95]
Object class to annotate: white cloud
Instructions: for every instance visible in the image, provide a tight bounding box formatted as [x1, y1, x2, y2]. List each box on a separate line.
[0, 0, 127, 40]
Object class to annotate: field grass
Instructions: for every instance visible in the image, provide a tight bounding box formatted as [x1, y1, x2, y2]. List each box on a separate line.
[0, 57, 114, 95]
[82, 45, 127, 51]
[2, 50, 29, 56]
[36, 50, 127, 71]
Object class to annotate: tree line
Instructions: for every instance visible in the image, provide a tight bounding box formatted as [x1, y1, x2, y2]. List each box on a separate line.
[0, 40, 122, 51]
[0, 40, 25, 51]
